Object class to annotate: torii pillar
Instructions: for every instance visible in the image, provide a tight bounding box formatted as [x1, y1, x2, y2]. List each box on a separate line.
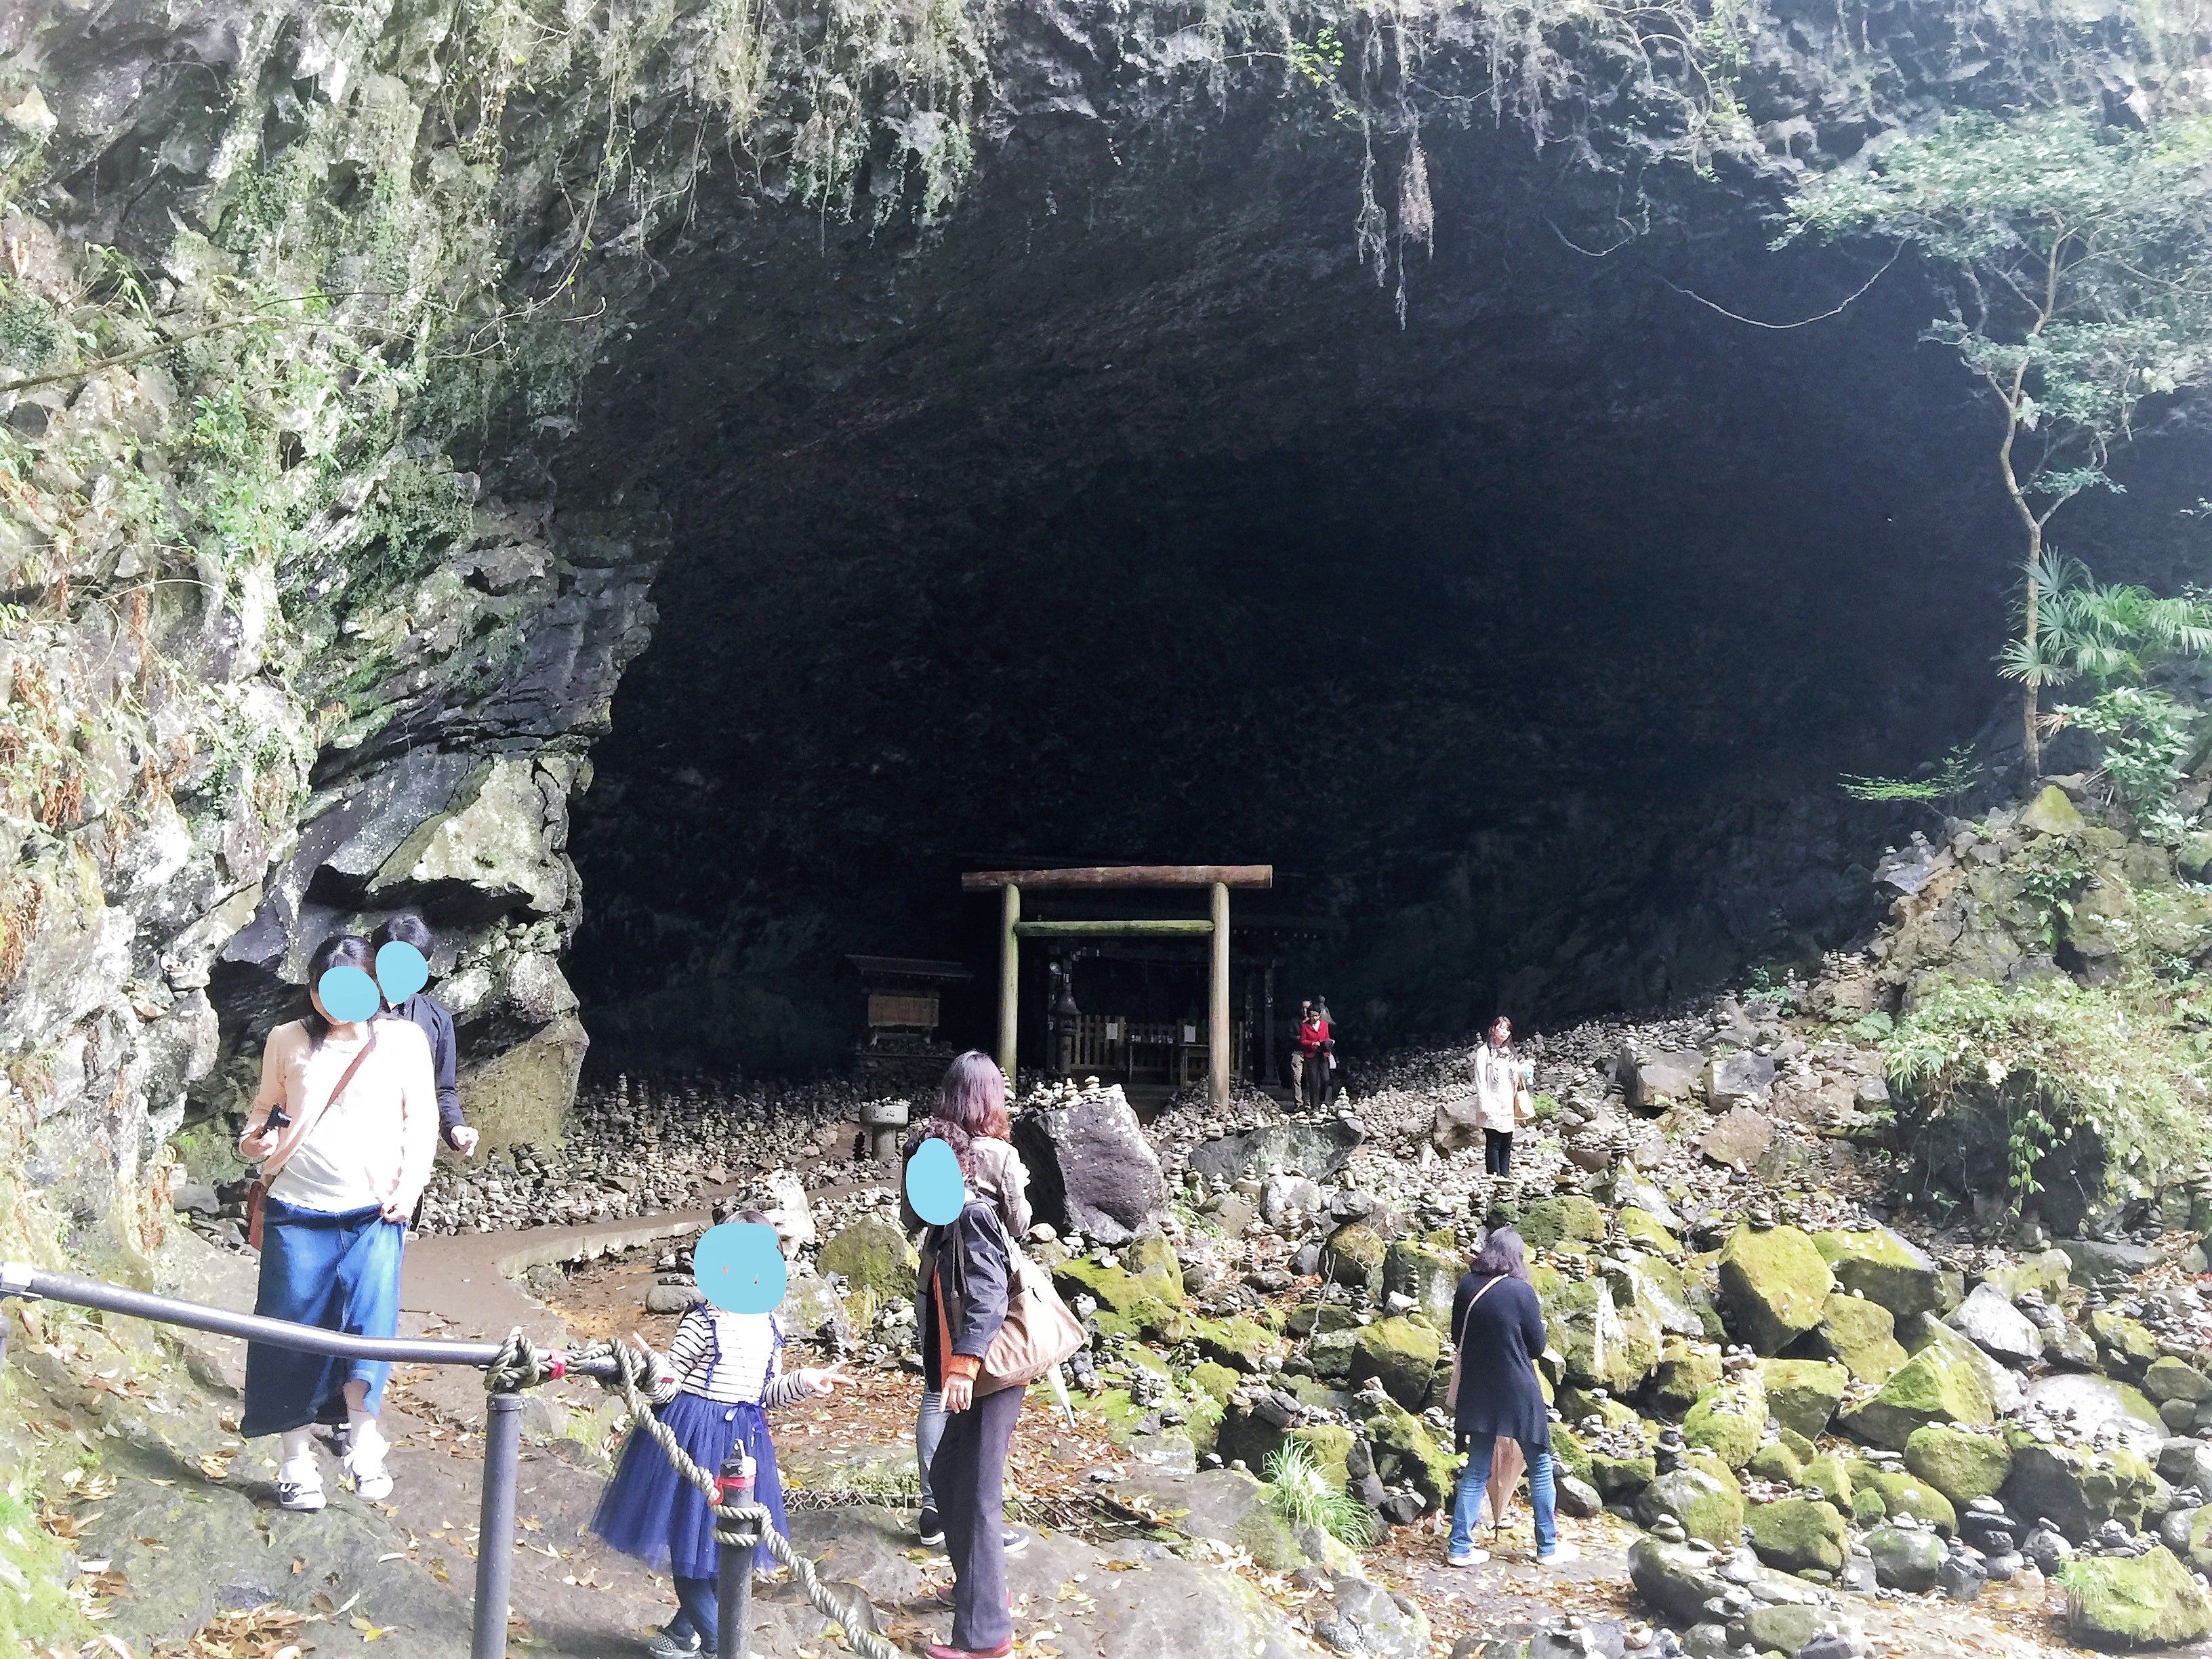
[960, 865, 1274, 1107]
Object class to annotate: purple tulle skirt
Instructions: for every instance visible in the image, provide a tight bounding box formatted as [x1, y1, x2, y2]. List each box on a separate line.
[590, 1393, 788, 1576]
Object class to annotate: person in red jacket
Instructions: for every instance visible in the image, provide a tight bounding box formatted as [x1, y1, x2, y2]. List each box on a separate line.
[1297, 1002, 1332, 1109]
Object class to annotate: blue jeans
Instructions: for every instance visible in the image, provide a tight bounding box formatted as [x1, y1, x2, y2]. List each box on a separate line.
[1449, 1438, 1557, 1557]
[917, 1389, 947, 1511]
[668, 1573, 717, 1647]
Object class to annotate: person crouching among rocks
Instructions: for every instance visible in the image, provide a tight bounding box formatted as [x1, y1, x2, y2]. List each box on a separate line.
[237, 934, 440, 1512]
[1444, 1225, 1577, 1566]
[591, 1210, 851, 1659]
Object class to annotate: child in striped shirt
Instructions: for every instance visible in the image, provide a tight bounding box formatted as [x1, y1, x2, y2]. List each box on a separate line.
[592, 1226, 848, 1659]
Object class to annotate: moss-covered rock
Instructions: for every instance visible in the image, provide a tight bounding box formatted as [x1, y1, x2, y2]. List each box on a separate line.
[2061, 1546, 2212, 1649]
[1746, 1495, 1849, 1574]
[1810, 1292, 1909, 1384]
[817, 1215, 920, 1322]
[1620, 1206, 1682, 1253]
[1364, 1398, 1455, 1509]
[1864, 1469, 1957, 1534]
[1746, 1439, 1805, 1485]
[1124, 1231, 1187, 1297]
[2187, 1504, 2212, 1574]
[1349, 1316, 1443, 1410]
[1191, 1361, 1241, 1402]
[1814, 1227, 1961, 1323]
[1383, 1240, 1461, 1331]
[1284, 1423, 1356, 1490]
[1637, 1454, 1745, 1544]
[1193, 1315, 1279, 1374]
[1718, 1225, 1835, 1353]
[1325, 1223, 1387, 1294]
[1054, 1258, 1187, 1343]
[1649, 1338, 1723, 1417]
[1520, 1194, 1607, 1250]
[1865, 1524, 1944, 1593]
[1756, 1357, 1848, 1439]
[2090, 1309, 2160, 1380]
[1684, 1374, 1768, 1470]
[1306, 1326, 1361, 1382]
[2144, 1356, 2212, 1406]
[1837, 1332, 1995, 1450]
[1549, 1274, 1662, 1393]
[2002, 1433, 2160, 1538]
[1801, 1452, 1854, 1511]
[1904, 1422, 2013, 1505]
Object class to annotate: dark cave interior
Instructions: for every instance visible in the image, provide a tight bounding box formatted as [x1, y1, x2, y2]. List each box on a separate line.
[543, 110, 2207, 1080]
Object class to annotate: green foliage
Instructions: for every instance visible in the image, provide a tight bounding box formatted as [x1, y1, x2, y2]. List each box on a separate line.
[2003, 554, 2212, 695]
[2073, 685, 2200, 843]
[2013, 837, 2091, 948]
[1790, 110, 2212, 773]
[0, 286, 58, 368]
[1262, 1437, 1377, 1549]
[1884, 970, 2212, 1208]
[1841, 744, 1982, 804]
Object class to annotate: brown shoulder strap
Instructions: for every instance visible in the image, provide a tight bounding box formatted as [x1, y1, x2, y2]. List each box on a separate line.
[264, 1028, 378, 1174]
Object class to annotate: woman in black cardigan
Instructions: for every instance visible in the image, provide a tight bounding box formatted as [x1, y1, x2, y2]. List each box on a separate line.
[1446, 1226, 1574, 1565]
[912, 1122, 1026, 1659]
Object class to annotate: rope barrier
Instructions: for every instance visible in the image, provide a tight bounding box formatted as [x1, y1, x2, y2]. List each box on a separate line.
[581, 1338, 908, 1659]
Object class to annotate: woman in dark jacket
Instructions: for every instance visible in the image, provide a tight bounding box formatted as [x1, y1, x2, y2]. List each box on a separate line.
[913, 1122, 1026, 1659]
[1446, 1227, 1572, 1565]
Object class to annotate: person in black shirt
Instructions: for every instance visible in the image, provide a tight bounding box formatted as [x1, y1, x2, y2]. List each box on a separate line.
[370, 914, 478, 1158]
[1444, 1225, 1576, 1566]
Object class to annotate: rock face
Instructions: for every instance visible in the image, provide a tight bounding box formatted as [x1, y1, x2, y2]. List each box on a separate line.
[1015, 1086, 1165, 1246]
[1191, 1120, 1365, 1185]
[2060, 1546, 2212, 1649]
[1815, 1228, 1961, 1323]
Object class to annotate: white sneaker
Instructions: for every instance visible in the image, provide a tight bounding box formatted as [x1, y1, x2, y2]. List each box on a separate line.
[344, 1422, 393, 1501]
[1446, 1546, 1488, 1567]
[1538, 1540, 1580, 1565]
[276, 1462, 326, 1512]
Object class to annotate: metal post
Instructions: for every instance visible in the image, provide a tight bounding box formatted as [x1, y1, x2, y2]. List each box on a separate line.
[472, 1391, 525, 1659]
[1263, 962, 1276, 1090]
[997, 883, 1021, 1091]
[1209, 881, 1231, 1108]
[716, 1452, 758, 1659]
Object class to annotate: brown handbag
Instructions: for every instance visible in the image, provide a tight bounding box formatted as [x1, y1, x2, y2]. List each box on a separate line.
[245, 1031, 380, 1248]
[935, 1212, 1086, 1397]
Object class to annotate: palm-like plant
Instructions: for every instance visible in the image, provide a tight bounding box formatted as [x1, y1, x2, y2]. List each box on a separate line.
[2001, 553, 2212, 710]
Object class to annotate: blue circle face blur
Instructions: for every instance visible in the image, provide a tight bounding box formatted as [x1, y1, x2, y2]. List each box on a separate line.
[905, 1137, 968, 1227]
[317, 964, 382, 1023]
[693, 1222, 787, 1314]
[375, 940, 430, 1002]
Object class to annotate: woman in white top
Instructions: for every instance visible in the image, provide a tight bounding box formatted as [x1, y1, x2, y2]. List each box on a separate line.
[1473, 1015, 1530, 1179]
[237, 934, 439, 1512]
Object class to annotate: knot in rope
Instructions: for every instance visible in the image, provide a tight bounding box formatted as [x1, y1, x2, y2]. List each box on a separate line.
[485, 1326, 556, 1394]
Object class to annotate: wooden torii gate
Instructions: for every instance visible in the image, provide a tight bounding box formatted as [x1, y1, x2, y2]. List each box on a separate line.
[960, 865, 1275, 1108]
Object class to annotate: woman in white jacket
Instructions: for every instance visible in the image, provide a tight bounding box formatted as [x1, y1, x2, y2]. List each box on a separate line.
[1472, 1015, 1529, 1178]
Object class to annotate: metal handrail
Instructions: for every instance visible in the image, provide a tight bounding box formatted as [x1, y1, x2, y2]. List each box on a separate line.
[0, 1258, 605, 1658]
[0, 1262, 619, 1375]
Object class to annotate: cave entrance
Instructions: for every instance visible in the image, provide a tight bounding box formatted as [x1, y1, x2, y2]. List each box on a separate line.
[967, 863, 1273, 1107]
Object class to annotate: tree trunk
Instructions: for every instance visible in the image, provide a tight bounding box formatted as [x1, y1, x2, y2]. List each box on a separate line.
[2021, 518, 2043, 780]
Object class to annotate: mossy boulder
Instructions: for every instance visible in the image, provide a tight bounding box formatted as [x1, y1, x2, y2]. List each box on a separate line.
[1837, 1331, 1995, 1450]
[1193, 1315, 1278, 1374]
[1054, 1258, 1185, 1343]
[1746, 1439, 1805, 1485]
[2060, 1546, 2212, 1649]
[1620, 1206, 1682, 1253]
[2002, 1433, 2160, 1538]
[1746, 1496, 1849, 1574]
[1650, 1338, 1723, 1417]
[1864, 1469, 1957, 1535]
[1637, 1453, 1745, 1544]
[1756, 1358, 1848, 1439]
[1684, 1374, 1768, 1471]
[1520, 1194, 1607, 1250]
[1306, 1326, 1361, 1382]
[1549, 1274, 1661, 1393]
[1974, 1248, 2074, 1304]
[1383, 1241, 1461, 1331]
[1123, 1231, 1187, 1298]
[1718, 1225, 1835, 1353]
[1814, 1227, 1961, 1323]
[817, 1215, 920, 1322]
[1191, 1361, 1241, 1402]
[1549, 1424, 1591, 1481]
[1324, 1223, 1387, 1294]
[1349, 1316, 1443, 1410]
[1810, 1292, 1909, 1385]
[1904, 1423, 2014, 1505]
[2144, 1356, 2212, 1406]
[1865, 1525, 1944, 1593]
[1801, 1452, 1855, 1511]
[1283, 1423, 1356, 1490]
[2187, 1505, 2212, 1574]
[1364, 1397, 1455, 1509]
[2091, 1309, 2160, 1380]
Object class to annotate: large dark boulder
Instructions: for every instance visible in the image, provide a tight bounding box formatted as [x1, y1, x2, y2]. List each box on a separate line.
[1015, 1084, 1165, 1245]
